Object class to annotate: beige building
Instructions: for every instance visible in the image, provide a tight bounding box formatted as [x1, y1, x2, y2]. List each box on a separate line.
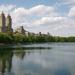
[0, 12, 6, 32]
[6, 14, 13, 32]
[0, 12, 13, 33]
[15, 26, 26, 34]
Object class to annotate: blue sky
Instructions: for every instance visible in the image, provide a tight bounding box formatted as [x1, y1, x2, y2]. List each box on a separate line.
[0, 0, 57, 7]
[0, 0, 70, 14]
[0, 0, 69, 14]
[0, 0, 75, 36]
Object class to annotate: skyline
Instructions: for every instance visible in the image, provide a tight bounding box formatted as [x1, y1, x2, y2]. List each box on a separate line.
[0, 0, 75, 36]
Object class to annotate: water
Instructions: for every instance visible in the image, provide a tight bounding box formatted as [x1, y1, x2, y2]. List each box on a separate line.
[0, 43, 75, 75]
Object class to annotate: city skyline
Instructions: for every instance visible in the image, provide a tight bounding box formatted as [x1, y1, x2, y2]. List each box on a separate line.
[0, 0, 75, 36]
[0, 12, 13, 32]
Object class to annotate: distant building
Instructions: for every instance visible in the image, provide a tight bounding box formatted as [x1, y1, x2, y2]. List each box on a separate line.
[0, 12, 13, 33]
[15, 26, 33, 36]
[15, 26, 26, 34]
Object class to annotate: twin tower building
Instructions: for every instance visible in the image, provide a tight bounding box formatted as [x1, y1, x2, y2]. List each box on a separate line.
[0, 12, 13, 33]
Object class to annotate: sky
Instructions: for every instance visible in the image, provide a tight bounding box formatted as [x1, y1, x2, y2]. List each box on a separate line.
[0, 0, 75, 36]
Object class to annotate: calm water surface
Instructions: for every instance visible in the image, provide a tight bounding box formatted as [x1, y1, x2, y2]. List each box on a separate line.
[0, 43, 75, 75]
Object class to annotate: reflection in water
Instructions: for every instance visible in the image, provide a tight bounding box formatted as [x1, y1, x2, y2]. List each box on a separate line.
[0, 49, 27, 75]
[0, 43, 75, 75]
[0, 50, 13, 75]
[14, 50, 26, 59]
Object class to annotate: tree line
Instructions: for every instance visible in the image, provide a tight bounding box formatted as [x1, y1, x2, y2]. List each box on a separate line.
[0, 32, 75, 44]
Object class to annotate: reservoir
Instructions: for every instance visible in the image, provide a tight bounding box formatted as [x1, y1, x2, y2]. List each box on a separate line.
[0, 43, 75, 75]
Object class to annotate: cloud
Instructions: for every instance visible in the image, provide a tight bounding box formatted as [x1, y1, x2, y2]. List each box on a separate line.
[29, 5, 57, 16]
[11, 5, 57, 17]
[0, 4, 16, 14]
[29, 16, 75, 36]
[68, 6, 75, 17]
[10, 5, 57, 28]
[0, 4, 75, 36]
[32, 17, 66, 26]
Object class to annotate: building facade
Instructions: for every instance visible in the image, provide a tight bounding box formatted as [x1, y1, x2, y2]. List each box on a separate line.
[0, 12, 13, 33]
[0, 12, 6, 32]
[15, 26, 26, 34]
[6, 14, 13, 33]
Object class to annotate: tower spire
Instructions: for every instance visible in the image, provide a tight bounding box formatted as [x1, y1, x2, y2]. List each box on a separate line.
[1, 11, 4, 15]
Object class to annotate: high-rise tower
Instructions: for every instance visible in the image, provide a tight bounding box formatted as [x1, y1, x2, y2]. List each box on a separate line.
[0, 12, 6, 32]
[6, 14, 13, 33]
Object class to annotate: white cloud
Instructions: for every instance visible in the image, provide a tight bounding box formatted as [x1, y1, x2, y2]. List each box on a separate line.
[0, 4, 16, 14]
[10, 5, 57, 28]
[0, 4, 75, 36]
[11, 5, 57, 17]
[68, 6, 75, 17]
[29, 5, 57, 16]
[29, 17, 75, 36]
[32, 17, 66, 26]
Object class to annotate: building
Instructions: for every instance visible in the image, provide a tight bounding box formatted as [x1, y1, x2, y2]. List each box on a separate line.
[6, 14, 13, 33]
[15, 26, 26, 34]
[0, 12, 13, 33]
[0, 12, 6, 32]
[15, 26, 32, 36]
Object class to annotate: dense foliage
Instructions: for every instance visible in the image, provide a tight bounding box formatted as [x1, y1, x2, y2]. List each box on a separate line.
[0, 32, 75, 44]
